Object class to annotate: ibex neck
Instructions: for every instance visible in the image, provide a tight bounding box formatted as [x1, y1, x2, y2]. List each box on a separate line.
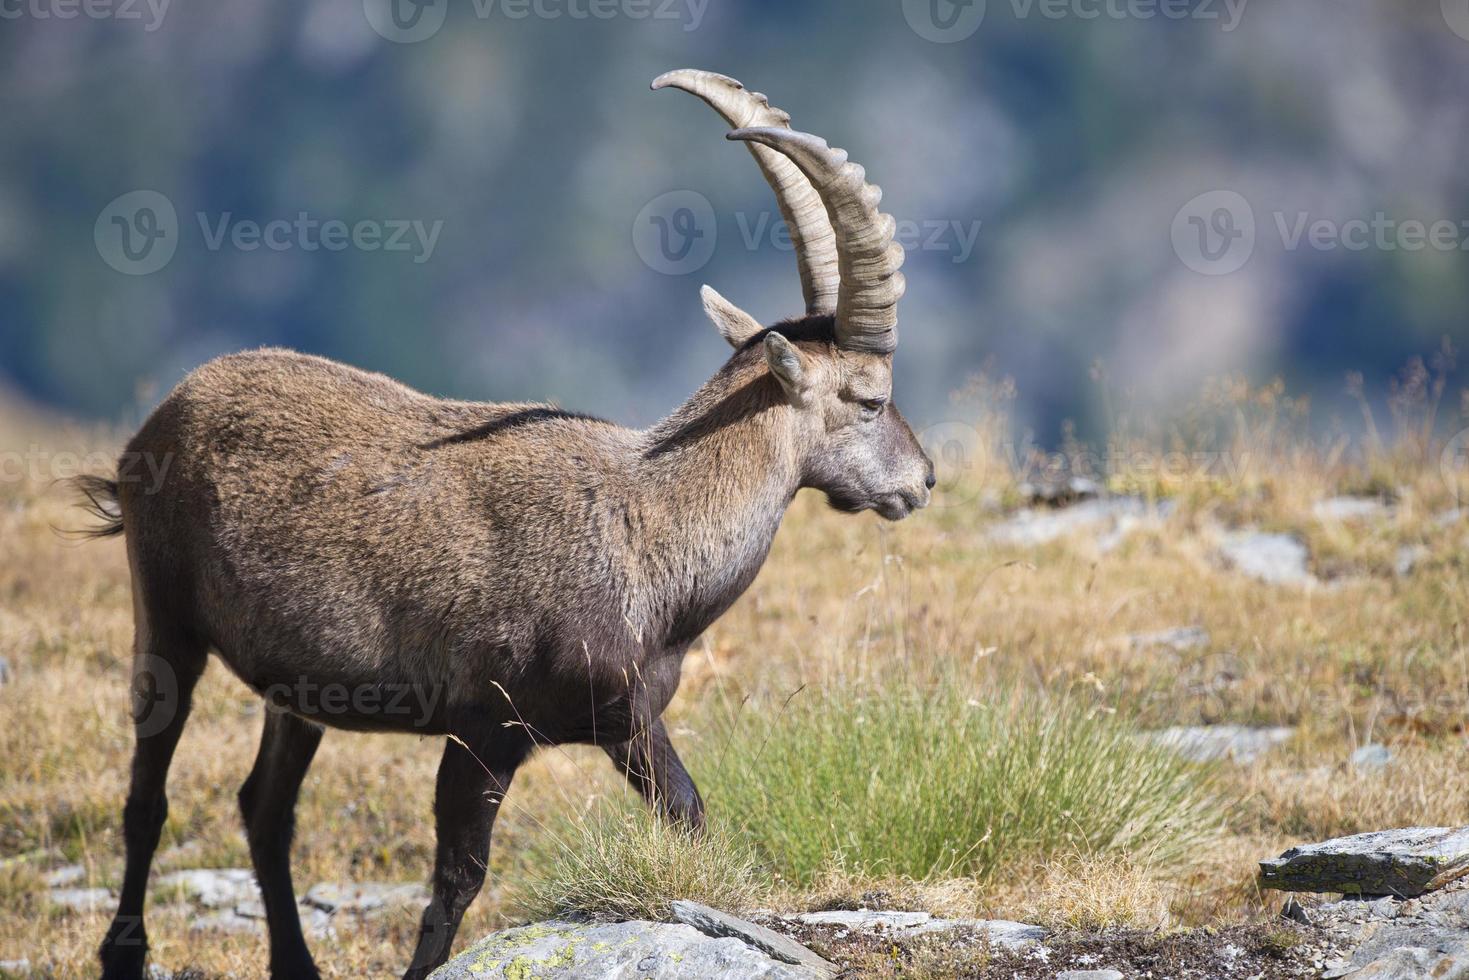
[629, 364, 803, 647]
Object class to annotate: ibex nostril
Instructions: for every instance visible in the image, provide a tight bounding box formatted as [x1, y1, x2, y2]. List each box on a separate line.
[925, 467, 936, 490]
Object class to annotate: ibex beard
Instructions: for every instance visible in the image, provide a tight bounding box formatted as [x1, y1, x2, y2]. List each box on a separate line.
[80, 69, 934, 980]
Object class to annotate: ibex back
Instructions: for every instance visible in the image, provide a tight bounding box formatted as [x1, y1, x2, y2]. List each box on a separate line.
[83, 70, 933, 980]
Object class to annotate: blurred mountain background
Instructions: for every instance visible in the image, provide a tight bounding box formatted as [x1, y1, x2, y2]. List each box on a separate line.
[1, 0, 1466, 443]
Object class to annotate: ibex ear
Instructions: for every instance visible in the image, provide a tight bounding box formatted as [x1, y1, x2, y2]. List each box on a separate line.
[763, 332, 813, 405]
[701, 284, 763, 348]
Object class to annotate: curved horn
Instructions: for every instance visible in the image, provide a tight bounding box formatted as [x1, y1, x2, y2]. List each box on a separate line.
[652, 69, 839, 315]
[727, 127, 905, 354]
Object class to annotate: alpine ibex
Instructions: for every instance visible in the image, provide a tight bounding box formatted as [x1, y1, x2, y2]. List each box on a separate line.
[81, 69, 933, 980]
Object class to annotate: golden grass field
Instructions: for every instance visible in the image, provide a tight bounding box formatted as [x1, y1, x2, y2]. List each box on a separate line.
[2, 360, 1468, 977]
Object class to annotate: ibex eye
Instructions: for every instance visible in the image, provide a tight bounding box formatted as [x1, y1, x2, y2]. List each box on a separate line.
[860, 399, 886, 416]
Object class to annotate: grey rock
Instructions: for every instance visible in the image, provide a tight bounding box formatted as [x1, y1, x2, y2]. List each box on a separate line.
[0, 959, 30, 976]
[791, 910, 1045, 948]
[1351, 744, 1393, 772]
[1341, 891, 1469, 970]
[1280, 896, 1313, 925]
[1056, 972, 1124, 980]
[795, 910, 932, 931]
[189, 907, 264, 934]
[0, 656, 11, 686]
[1150, 724, 1294, 764]
[672, 901, 835, 977]
[1393, 545, 1429, 578]
[1216, 531, 1314, 586]
[1314, 497, 1392, 522]
[43, 863, 85, 887]
[49, 887, 112, 911]
[1345, 942, 1469, 979]
[158, 867, 259, 908]
[1260, 827, 1469, 897]
[1435, 509, 1464, 527]
[303, 880, 428, 914]
[1128, 626, 1210, 652]
[988, 497, 1164, 548]
[191, 900, 335, 939]
[430, 919, 815, 979]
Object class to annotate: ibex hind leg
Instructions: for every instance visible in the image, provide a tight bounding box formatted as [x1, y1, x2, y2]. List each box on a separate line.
[239, 710, 325, 978]
[99, 605, 206, 980]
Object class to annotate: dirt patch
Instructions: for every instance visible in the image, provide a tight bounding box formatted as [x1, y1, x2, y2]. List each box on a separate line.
[786, 920, 1334, 979]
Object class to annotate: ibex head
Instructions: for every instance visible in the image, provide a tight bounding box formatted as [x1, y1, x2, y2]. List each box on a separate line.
[656, 70, 935, 520]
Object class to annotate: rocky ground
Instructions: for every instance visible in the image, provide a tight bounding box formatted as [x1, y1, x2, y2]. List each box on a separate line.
[423, 829, 1469, 979]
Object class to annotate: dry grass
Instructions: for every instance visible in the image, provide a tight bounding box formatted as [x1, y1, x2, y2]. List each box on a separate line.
[2, 361, 1469, 976]
[1017, 853, 1174, 932]
[512, 809, 762, 922]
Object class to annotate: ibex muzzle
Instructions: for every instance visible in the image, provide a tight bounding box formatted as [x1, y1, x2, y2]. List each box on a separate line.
[84, 70, 931, 980]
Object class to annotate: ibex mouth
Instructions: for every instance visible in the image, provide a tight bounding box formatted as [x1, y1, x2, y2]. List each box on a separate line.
[875, 493, 920, 521]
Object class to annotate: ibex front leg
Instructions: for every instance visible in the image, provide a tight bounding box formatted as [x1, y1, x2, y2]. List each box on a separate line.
[403, 735, 526, 980]
[603, 717, 705, 832]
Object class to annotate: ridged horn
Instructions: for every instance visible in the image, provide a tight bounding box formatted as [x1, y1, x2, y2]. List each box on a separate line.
[652, 69, 840, 315]
[727, 127, 905, 354]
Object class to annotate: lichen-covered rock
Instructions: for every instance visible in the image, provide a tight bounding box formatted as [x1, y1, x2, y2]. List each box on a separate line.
[430, 919, 818, 979]
[1260, 827, 1469, 897]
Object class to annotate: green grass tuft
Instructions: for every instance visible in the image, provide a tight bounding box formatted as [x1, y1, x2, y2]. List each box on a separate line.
[514, 808, 767, 923]
[700, 685, 1221, 884]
